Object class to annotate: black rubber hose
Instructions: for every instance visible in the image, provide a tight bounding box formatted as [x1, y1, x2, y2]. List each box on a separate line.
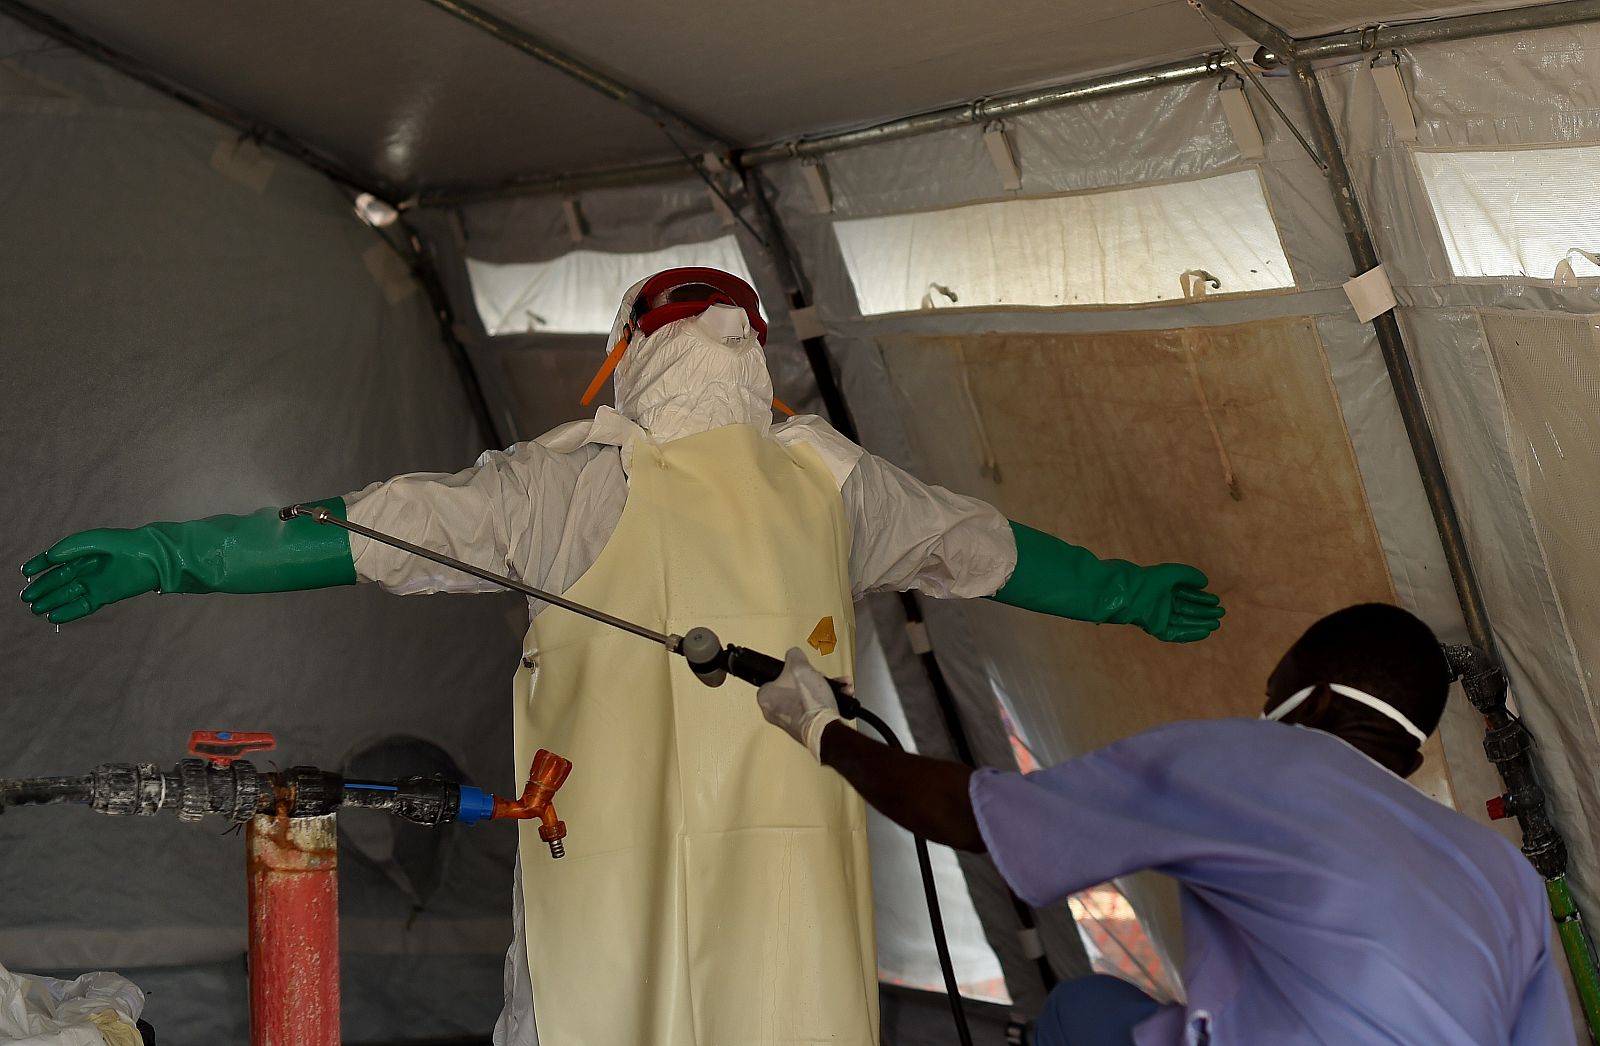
[713, 645, 976, 1045]
[852, 704, 975, 1046]
[0, 774, 94, 811]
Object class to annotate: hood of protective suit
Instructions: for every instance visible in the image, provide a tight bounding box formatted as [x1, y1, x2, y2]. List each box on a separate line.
[608, 292, 774, 444]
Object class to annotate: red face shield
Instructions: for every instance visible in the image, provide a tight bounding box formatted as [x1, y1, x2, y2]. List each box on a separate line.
[631, 267, 768, 345]
[581, 267, 781, 409]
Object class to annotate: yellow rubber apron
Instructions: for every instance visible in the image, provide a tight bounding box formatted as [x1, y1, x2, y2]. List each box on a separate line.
[513, 423, 877, 1045]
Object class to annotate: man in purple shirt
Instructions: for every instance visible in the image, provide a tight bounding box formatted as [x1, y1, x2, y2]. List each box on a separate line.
[755, 604, 1572, 1044]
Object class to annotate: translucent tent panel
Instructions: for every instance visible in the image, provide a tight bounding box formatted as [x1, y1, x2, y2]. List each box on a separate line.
[879, 320, 1411, 750]
[1480, 310, 1600, 709]
[877, 320, 1456, 959]
[832, 169, 1295, 315]
[855, 609, 1010, 1002]
[466, 235, 757, 335]
[1414, 147, 1600, 281]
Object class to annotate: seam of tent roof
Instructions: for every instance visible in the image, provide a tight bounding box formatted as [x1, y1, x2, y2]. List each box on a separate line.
[0, 0, 509, 449]
[0, 0, 382, 195]
[418, 52, 1246, 206]
[418, 0, 1600, 206]
[415, 0, 734, 151]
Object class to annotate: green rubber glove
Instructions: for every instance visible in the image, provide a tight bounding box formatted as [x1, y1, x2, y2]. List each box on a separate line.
[989, 521, 1225, 643]
[19, 498, 356, 625]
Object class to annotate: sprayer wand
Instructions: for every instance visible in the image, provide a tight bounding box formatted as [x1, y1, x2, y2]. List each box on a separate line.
[278, 504, 858, 708]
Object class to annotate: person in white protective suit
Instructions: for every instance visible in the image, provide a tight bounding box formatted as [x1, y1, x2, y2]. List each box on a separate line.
[21, 267, 1224, 1045]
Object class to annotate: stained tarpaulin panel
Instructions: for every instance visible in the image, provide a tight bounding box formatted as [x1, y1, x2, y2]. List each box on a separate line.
[879, 319, 1455, 953]
[1480, 309, 1600, 758]
[833, 169, 1295, 315]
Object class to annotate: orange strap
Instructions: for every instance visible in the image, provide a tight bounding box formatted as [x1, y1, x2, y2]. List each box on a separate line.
[580, 326, 632, 407]
[771, 396, 797, 417]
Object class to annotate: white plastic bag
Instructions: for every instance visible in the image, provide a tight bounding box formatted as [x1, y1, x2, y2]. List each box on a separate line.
[0, 960, 143, 1046]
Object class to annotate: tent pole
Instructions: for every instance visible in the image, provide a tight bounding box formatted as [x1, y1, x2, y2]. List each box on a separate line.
[421, 158, 699, 208]
[417, 53, 1240, 206]
[1285, 52, 1600, 1046]
[415, 0, 733, 149]
[741, 166, 1065, 1006]
[418, 0, 1600, 206]
[1187, 0, 1296, 58]
[1298, 0, 1600, 60]
[1284, 60, 1498, 660]
[393, 222, 509, 450]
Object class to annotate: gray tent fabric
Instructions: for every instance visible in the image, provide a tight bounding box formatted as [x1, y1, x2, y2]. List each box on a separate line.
[1, 14, 521, 1039]
[9, 0, 1600, 1040]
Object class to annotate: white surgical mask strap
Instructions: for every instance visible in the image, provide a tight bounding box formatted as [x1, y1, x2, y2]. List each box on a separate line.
[1264, 683, 1428, 746]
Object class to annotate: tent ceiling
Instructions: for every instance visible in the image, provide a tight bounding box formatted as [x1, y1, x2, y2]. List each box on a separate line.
[31, 0, 692, 193]
[30, 0, 1235, 193]
[470, 0, 1225, 146]
[24, 0, 1566, 194]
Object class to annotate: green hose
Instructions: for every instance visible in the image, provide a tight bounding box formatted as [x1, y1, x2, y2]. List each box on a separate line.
[1547, 876, 1600, 1043]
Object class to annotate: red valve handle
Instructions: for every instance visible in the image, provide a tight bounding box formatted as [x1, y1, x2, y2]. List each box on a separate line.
[188, 730, 277, 767]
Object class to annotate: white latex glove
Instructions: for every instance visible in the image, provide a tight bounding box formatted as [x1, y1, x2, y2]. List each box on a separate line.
[757, 647, 846, 761]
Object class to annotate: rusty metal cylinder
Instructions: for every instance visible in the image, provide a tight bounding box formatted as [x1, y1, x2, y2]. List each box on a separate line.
[247, 813, 340, 1046]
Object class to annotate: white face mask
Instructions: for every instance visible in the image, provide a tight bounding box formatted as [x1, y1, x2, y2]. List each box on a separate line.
[614, 306, 773, 443]
[693, 302, 756, 345]
[1263, 683, 1429, 746]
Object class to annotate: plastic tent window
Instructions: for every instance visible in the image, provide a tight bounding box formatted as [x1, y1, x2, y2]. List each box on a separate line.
[832, 169, 1294, 315]
[1415, 146, 1600, 281]
[466, 235, 757, 335]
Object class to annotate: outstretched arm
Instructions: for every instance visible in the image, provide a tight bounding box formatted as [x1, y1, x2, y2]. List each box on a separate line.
[20, 497, 355, 624]
[819, 721, 984, 852]
[757, 647, 984, 852]
[841, 451, 1224, 642]
[990, 521, 1225, 643]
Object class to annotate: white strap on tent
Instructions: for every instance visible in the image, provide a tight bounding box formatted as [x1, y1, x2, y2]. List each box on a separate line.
[1343, 263, 1398, 322]
[1554, 248, 1600, 285]
[1370, 54, 1419, 142]
[790, 305, 826, 341]
[562, 197, 585, 244]
[210, 135, 275, 194]
[1218, 80, 1264, 160]
[983, 122, 1023, 192]
[1179, 269, 1219, 300]
[905, 619, 932, 656]
[800, 158, 833, 214]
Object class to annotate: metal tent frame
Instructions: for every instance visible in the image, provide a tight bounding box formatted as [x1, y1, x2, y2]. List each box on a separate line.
[8, 0, 1600, 1032]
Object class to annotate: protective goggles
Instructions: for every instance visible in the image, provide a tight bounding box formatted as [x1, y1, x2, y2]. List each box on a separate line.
[581, 267, 791, 413]
[632, 267, 768, 344]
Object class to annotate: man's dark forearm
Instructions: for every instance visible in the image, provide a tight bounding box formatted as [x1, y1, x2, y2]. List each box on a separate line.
[819, 721, 985, 852]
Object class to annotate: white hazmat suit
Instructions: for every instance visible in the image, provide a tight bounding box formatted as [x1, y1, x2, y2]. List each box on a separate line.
[343, 276, 1018, 1044]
